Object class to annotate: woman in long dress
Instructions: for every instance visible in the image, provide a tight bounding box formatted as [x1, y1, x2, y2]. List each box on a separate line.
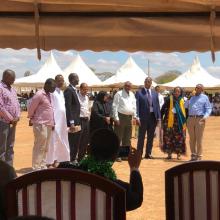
[161, 87, 186, 159]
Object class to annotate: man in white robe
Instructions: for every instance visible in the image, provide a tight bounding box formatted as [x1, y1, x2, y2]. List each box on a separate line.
[46, 75, 70, 166]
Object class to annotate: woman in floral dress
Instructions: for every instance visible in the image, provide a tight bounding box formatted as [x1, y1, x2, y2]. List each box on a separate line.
[161, 87, 187, 159]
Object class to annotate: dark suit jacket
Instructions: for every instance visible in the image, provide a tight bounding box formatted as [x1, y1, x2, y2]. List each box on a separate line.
[136, 88, 161, 121]
[58, 162, 143, 211]
[64, 85, 80, 127]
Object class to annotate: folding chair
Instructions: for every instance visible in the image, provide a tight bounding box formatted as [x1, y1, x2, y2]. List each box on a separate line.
[165, 161, 220, 220]
[6, 168, 126, 220]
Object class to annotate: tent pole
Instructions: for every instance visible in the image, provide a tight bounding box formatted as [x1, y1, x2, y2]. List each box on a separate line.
[148, 59, 150, 77]
[34, 1, 41, 60]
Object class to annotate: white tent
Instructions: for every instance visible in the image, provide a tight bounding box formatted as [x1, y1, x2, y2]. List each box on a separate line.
[162, 57, 220, 88]
[64, 54, 101, 86]
[15, 52, 63, 87]
[103, 57, 156, 87]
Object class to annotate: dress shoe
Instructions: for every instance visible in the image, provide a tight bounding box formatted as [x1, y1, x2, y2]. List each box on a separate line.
[144, 154, 154, 159]
[166, 154, 172, 160]
[190, 155, 197, 161]
[197, 156, 202, 161]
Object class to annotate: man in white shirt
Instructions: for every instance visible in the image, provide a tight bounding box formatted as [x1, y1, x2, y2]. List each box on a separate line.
[46, 75, 70, 167]
[112, 81, 137, 149]
[155, 86, 164, 110]
[78, 83, 90, 161]
[154, 85, 164, 141]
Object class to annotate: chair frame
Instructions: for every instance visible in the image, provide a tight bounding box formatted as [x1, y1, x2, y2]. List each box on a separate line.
[165, 160, 220, 220]
[6, 168, 126, 220]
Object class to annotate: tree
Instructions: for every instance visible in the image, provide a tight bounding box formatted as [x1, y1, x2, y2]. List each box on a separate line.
[89, 67, 96, 72]
[24, 70, 32, 77]
[155, 70, 182, 84]
[95, 72, 114, 81]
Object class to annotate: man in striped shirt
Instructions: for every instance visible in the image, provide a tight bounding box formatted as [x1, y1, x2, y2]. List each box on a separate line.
[0, 69, 20, 166]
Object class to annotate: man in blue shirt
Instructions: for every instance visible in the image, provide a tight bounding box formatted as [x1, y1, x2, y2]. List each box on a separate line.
[185, 84, 212, 161]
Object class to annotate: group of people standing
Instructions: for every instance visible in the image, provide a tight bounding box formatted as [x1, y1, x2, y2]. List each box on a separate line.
[108, 78, 212, 161]
[0, 68, 213, 169]
[0, 70, 144, 219]
[161, 84, 212, 160]
[212, 92, 220, 116]
[27, 73, 92, 170]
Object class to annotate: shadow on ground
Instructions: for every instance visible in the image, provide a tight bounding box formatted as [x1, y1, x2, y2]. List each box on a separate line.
[163, 158, 187, 163]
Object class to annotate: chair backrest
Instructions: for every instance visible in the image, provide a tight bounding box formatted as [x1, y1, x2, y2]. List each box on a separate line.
[6, 169, 126, 220]
[165, 161, 220, 220]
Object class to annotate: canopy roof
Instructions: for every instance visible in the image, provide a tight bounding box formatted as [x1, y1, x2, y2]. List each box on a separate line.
[103, 57, 156, 87]
[6, 0, 220, 12]
[1, 0, 220, 54]
[63, 54, 102, 86]
[162, 56, 220, 88]
[15, 51, 63, 87]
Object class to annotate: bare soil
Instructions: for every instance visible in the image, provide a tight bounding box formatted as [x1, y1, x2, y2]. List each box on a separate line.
[14, 113, 220, 220]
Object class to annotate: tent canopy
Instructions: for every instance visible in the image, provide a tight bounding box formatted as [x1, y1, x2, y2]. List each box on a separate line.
[15, 51, 63, 87]
[161, 56, 220, 88]
[1, 0, 220, 53]
[63, 54, 102, 86]
[5, 0, 220, 12]
[103, 56, 156, 87]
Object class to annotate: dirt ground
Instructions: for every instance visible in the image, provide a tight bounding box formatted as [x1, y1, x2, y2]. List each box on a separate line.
[14, 112, 220, 220]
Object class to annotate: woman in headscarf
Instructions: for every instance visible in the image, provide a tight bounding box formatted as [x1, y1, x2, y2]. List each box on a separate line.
[161, 87, 187, 159]
[90, 91, 113, 134]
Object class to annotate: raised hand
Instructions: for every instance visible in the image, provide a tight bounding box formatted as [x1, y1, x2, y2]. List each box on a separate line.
[128, 148, 142, 170]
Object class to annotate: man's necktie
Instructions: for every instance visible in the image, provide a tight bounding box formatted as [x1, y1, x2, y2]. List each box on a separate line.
[146, 89, 153, 107]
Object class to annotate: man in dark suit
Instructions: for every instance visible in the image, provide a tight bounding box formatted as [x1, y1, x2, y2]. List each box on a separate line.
[136, 77, 161, 159]
[64, 73, 81, 162]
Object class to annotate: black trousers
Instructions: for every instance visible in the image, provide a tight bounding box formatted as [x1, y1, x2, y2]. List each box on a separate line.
[68, 131, 81, 161]
[137, 113, 157, 156]
[78, 118, 90, 161]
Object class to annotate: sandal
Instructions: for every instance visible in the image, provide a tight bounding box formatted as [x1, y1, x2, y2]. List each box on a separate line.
[177, 153, 181, 160]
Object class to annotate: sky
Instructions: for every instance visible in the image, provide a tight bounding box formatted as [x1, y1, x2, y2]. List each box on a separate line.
[1, 48, 220, 80]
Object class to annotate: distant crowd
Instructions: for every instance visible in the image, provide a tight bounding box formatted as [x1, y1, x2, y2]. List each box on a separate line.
[18, 87, 220, 116]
